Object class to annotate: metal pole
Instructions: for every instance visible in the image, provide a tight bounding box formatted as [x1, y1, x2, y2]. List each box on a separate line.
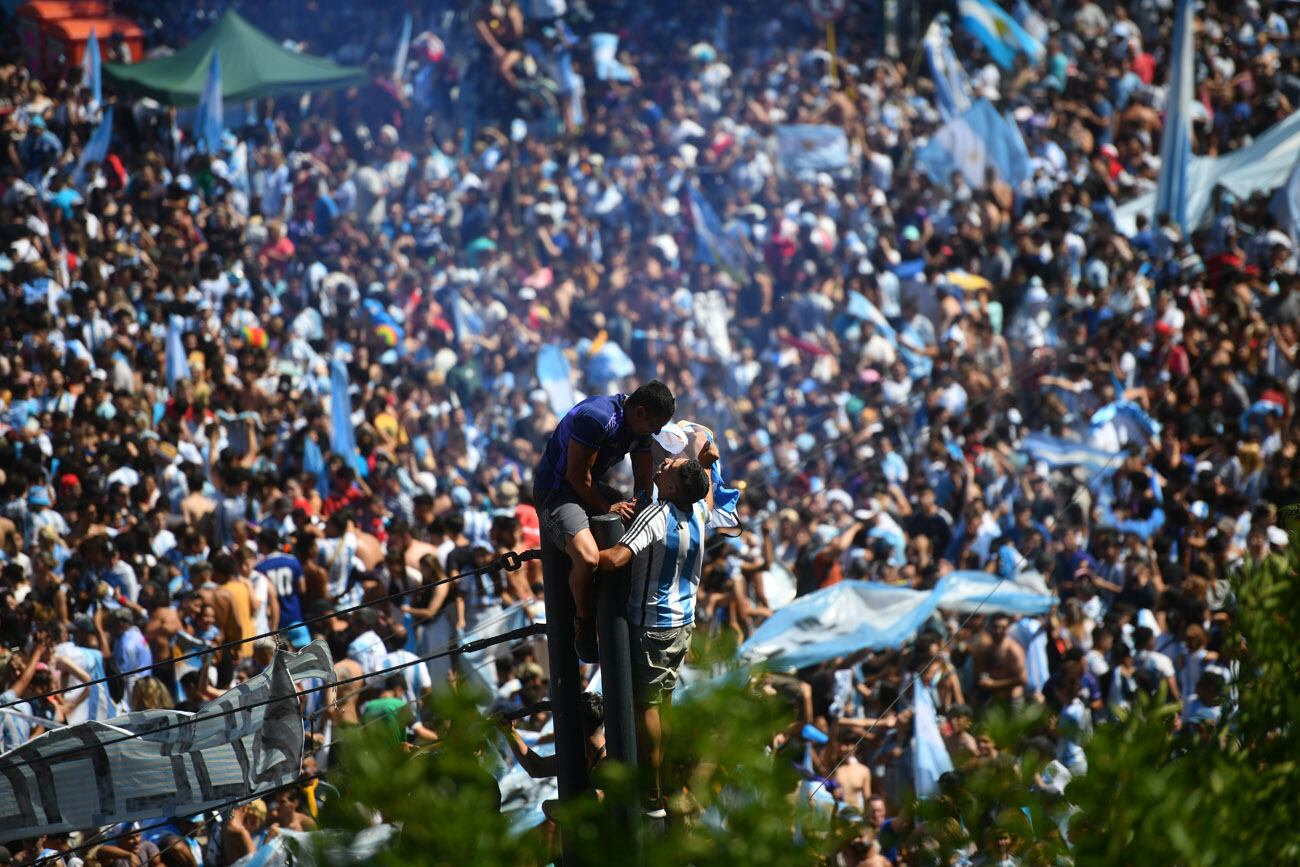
[540, 534, 586, 866]
[591, 514, 641, 854]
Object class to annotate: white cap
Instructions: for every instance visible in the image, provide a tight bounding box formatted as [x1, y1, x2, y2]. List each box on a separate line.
[653, 422, 689, 454]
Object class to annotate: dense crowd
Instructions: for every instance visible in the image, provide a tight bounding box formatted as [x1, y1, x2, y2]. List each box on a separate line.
[0, 0, 1298, 863]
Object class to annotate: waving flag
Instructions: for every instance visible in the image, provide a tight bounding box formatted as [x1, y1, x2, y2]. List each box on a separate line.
[916, 99, 1030, 188]
[393, 13, 412, 85]
[194, 51, 223, 154]
[537, 344, 581, 416]
[74, 106, 114, 189]
[958, 0, 1045, 70]
[165, 315, 190, 390]
[923, 18, 972, 121]
[1014, 0, 1050, 44]
[688, 186, 749, 283]
[913, 678, 955, 798]
[82, 27, 102, 108]
[1155, 0, 1194, 231]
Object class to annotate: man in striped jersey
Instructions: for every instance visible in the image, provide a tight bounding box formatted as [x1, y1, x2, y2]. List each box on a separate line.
[596, 447, 716, 810]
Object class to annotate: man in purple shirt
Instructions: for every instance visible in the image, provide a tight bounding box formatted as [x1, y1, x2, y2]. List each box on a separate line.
[533, 381, 675, 661]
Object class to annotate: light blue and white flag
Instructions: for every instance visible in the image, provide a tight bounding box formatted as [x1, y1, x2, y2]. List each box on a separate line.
[1019, 431, 1123, 479]
[591, 32, 635, 82]
[923, 18, 972, 121]
[1155, 0, 1195, 231]
[194, 51, 223, 155]
[537, 344, 581, 416]
[913, 678, 954, 798]
[916, 99, 1030, 188]
[775, 125, 852, 177]
[393, 13, 412, 84]
[1013, 0, 1050, 45]
[74, 106, 114, 189]
[329, 357, 361, 475]
[1268, 158, 1300, 242]
[958, 0, 1045, 70]
[740, 572, 1053, 670]
[1088, 400, 1161, 451]
[82, 27, 102, 108]
[688, 186, 749, 282]
[165, 315, 190, 390]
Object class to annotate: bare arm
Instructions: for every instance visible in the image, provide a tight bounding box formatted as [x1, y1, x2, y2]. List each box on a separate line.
[564, 440, 611, 514]
[597, 545, 634, 572]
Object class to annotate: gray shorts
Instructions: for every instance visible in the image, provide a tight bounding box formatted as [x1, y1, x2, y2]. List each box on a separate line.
[631, 623, 694, 706]
[534, 483, 623, 549]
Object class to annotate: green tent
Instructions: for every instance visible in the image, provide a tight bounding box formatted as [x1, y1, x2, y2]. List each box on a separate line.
[104, 10, 367, 106]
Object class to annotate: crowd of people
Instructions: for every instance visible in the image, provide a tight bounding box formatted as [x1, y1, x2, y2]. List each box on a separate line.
[0, 0, 1298, 863]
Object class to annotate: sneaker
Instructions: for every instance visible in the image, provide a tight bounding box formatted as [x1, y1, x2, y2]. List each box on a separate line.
[574, 616, 599, 663]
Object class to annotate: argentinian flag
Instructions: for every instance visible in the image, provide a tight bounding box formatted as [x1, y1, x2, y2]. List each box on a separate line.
[958, 0, 1044, 70]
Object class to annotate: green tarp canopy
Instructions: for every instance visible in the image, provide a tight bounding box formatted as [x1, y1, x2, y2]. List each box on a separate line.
[103, 10, 367, 106]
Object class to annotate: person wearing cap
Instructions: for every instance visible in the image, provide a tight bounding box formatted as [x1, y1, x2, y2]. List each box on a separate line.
[532, 380, 677, 662]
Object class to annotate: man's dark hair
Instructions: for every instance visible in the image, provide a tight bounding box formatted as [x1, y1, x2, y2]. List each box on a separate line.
[677, 460, 710, 506]
[579, 690, 604, 738]
[626, 380, 675, 419]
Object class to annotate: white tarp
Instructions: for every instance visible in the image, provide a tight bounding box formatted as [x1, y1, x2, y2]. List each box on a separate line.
[0, 641, 334, 843]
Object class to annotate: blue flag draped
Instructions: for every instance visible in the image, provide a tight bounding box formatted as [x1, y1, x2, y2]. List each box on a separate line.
[83, 28, 102, 107]
[302, 435, 329, 498]
[195, 51, 223, 155]
[1155, 0, 1194, 230]
[329, 357, 363, 477]
[165, 315, 191, 390]
[913, 678, 954, 798]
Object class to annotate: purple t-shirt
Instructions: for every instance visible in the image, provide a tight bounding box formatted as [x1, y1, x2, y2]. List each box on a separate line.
[534, 394, 651, 499]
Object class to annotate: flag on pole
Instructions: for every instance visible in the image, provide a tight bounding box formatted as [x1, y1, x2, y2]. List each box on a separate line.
[74, 106, 114, 189]
[916, 99, 1030, 188]
[923, 17, 972, 121]
[393, 13, 412, 85]
[165, 315, 191, 390]
[194, 51, 223, 154]
[82, 27, 102, 108]
[912, 678, 955, 798]
[1155, 0, 1194, 232]
[1013, 0, 1050, 45]
[957, 0, 1045, 70]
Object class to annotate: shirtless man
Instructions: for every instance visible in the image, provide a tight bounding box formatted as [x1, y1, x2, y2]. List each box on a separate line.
[388, 520, 439, 573]
[830, 733, 872, 810]
[975, 613, 1028, 708]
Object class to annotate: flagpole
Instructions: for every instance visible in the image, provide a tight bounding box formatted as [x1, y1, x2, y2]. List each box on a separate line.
[827, 21, 838, 86]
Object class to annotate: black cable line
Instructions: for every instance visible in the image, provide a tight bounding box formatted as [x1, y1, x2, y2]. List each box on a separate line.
[0, 549, 540, 711]
[0, 623, 544, 778]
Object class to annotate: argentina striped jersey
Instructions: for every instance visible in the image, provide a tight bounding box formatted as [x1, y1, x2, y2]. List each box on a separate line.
[619, 500, 709, 628]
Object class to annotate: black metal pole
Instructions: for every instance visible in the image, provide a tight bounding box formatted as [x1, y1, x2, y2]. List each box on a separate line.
[591, 514, 642, 854]
[540, 534, 587, 866]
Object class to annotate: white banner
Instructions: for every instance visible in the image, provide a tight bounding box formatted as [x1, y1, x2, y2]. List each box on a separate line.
[0, 641, 334, 843]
